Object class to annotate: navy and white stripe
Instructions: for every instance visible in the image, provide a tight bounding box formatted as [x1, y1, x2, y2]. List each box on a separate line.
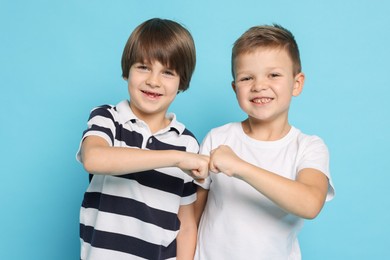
[76, 100, 199, 260]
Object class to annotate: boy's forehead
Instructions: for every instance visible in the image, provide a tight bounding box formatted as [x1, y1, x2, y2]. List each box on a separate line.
[235, 47, 292, 65]
[233, 47, 295, 76]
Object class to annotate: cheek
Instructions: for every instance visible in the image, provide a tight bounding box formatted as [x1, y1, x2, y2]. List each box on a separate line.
[127, 80, 134, 92]
[235, 92, 249, 108]
[127, 79, 139, 96]
[166, 80, 180, 94]
[235, 88, 248, 100]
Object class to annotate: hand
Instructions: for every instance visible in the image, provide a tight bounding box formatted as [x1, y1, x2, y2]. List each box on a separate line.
[209, 145, 242, 177]
[177, 153, 210, 181]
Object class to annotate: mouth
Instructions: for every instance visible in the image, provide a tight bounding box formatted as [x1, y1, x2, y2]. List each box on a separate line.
[141, 90, 163, 98]
[251, 97, 273, 104]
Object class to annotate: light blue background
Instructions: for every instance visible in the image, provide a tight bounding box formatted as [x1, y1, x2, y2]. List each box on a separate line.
[1, 0, 389, 259]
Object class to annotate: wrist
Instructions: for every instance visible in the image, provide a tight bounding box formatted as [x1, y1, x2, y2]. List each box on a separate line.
[169, 150, 184, 167]
[233, 160, 250, 179]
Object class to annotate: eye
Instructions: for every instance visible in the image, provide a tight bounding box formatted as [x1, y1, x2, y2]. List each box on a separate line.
[269, 73, 281, 78]
[238, 76, 253, 82]
[137, 64, 148, 70]
[163, 69, 176, 76]
[133, 63, 149, 71]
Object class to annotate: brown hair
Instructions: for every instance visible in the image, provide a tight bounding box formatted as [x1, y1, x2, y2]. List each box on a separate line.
[232, 24, 301, 78]
[121, 18, 196, 92]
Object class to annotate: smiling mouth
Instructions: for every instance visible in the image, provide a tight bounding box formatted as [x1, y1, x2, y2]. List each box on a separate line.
[251, 97, 273, 104]
[142, 90, 163, 98]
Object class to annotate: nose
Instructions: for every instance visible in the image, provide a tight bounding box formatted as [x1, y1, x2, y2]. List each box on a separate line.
[146, 73, 161, 88]
[251, 79, 268, 92]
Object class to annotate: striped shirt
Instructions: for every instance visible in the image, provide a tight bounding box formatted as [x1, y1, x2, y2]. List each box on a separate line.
[76, 100, 199, 260]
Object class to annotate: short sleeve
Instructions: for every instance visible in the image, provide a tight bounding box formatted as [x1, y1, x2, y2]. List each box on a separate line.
[180, 181, 198, 205]
[75, 105, 116, 162]
[298, 136, 335, 201]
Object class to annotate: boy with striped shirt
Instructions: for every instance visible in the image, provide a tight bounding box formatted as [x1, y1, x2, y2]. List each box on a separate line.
[76, 18, 208, 260]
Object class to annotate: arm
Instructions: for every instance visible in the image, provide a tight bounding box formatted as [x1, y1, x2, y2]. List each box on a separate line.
[176, 203, 197, 260]
[194, 186, 209, 226]
[80, 135, 209, 179]
[209, 145, 329, 219]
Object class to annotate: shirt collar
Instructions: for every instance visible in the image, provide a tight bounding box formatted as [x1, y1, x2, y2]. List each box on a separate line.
[116, 100, 185, 135]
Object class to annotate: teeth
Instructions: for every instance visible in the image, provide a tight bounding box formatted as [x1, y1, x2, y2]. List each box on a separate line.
[253, 97, 271, 104]
[143, 91, 162, 97]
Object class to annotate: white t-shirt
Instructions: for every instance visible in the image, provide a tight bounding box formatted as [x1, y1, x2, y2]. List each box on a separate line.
[195, 122, 335, 260]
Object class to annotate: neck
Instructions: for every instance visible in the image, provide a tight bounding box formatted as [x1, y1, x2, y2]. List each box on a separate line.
[241, 117, 291, 141]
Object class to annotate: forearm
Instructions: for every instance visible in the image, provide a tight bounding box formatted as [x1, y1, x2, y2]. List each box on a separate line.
[194, 187, 208, 226]
[176, 204, 197, 260]
[82, 145, 185, 175]
[237, 161, 328, 219]
[176, 224, 197, 260]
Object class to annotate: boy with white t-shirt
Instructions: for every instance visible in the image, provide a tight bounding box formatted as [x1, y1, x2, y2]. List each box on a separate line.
[194, 24, 335, 259]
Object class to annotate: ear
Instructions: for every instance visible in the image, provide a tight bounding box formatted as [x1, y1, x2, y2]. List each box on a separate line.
[231, 81, 237, 94]
[292, 72, 305, 97]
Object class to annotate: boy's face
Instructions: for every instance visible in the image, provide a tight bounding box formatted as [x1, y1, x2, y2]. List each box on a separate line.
[232, 47, 304, 124]
[126, 60, 180, 122]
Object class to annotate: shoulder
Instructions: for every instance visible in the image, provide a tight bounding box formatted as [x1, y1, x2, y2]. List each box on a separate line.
[168, 113, 199, 142]
[208, 122, 241, 136]
[88, 100, 133, 123]
[200, 122, 241, 154]
[203, 122, 242, 144]
[292, 127, 328, 151]
[292, 127, 330, 171]
[182, 128, 197, 140]
[166, 114, 200, 153]
[89, 104, 116, 118]
[179, 127, 199, 153]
